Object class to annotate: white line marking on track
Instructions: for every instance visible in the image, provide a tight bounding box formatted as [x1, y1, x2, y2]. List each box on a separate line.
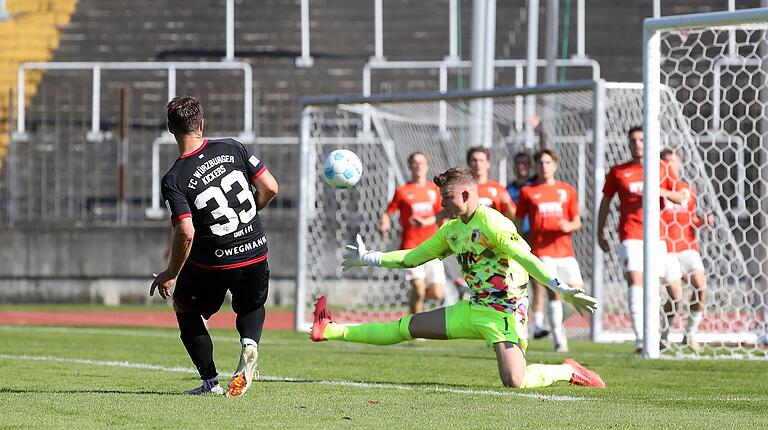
[0, 353, 590, 402]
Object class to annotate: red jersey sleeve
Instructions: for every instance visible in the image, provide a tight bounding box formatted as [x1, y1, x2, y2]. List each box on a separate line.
[603, 167, 617, 199]
[386, 189, 401, 214]
[500, 187, 516, 211]
[567, 184, 580, 219]
[515, 187, 531, 221]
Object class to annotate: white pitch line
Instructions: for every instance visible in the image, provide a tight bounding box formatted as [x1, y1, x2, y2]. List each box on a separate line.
[0, 353, 590, 402]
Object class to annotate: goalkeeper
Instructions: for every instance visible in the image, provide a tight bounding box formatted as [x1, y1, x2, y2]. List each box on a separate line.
[311, 167, 605, 389]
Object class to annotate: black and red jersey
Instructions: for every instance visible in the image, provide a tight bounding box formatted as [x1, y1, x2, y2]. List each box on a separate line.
[162, 138, 268, 269]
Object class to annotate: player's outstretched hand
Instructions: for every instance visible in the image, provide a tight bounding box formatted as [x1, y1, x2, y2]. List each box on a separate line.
[342, 234, 370, 271]
[548, 277, 598, 315]
[150, 270, 176, 300]
[563, 292, 599, 315]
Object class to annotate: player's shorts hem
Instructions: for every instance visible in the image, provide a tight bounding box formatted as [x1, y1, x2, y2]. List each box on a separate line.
[620, 239, 667, 274]
[539, 256, 584, 285]
[404, 259, 446, 284]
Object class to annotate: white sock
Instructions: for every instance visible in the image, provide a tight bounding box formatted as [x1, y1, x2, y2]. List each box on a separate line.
[629, 285, 644, 344]
[548, 300, 566, 347]
[533, 311, 545, 331]
[686, 311, 703, 337]
[241, 337, 258, 348]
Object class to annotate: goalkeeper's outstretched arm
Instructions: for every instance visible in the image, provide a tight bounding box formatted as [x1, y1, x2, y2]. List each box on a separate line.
[342, 232, 450, 271]
[492, 231, 598, 315]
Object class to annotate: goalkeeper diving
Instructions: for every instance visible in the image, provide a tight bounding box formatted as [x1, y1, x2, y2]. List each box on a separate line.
[311, 167, 605, 389]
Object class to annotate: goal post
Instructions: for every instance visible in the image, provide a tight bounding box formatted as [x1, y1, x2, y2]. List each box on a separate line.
[643, 8, 768, 358]
[295, 80, 609, 333]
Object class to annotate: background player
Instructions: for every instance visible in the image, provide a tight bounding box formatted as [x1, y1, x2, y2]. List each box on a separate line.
[150, 96, 279, 397]
[311, 167, 603, 389]
[379, 152, 446, 314]
[597, 125, 683, 352]
[516, 149, 583, 353]
[466, 147, 516, 219]
[660, 148, 712, 352]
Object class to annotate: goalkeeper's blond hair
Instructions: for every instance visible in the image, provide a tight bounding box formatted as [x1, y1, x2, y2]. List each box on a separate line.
[433, 167, 476, 188]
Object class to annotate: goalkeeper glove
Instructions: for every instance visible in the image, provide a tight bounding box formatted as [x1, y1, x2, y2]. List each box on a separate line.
[547, 277, 599, 315]
[342, 234, 382, 271]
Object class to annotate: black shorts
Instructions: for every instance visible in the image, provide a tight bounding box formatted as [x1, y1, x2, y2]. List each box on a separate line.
[173, 260, 269, 319]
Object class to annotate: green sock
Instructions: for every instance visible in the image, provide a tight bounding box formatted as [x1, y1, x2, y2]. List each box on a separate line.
[323, 315, 413, 345]
[520, 364, 573, 388]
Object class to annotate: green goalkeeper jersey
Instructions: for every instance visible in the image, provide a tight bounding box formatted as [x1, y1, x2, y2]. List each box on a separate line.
[380, 205, 555, 317]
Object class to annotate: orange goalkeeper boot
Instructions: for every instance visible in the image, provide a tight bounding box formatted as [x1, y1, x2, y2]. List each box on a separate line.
[563, 358, 606, 388]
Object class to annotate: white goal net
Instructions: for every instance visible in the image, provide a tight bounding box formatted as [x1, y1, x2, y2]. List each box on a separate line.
[641, 9, 768, 358]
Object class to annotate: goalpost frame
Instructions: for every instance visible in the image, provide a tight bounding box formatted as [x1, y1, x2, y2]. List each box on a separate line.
[295, 80, 608, 331]
[642, 7, 768, 358]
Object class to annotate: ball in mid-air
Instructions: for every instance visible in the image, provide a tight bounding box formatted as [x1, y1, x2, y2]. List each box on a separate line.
[323, 149, 363, 189]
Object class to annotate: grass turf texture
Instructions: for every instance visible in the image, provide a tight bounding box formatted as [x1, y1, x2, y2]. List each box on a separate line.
[0, 324, 766, 429]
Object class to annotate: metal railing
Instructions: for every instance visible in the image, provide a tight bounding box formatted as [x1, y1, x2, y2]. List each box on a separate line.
[15, 61, 255, 143]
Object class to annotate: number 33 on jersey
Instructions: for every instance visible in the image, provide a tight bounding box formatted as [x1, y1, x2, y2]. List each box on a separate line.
[162, 138, 269, 269]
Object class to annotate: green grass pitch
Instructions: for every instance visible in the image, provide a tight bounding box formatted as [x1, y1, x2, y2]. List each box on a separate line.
[0, 324, 766, 429]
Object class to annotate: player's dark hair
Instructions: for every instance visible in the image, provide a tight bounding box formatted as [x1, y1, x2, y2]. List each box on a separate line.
[408, 151, 429, 164]
[627, 125, 643, 139]
[513, 152, 531, 163]
[167, 96, 204, 135]
[466, 146, 490, 164]
[434, 167, 476, 188]
[534, 148, 558, 163]
[660, 147, 677, 160]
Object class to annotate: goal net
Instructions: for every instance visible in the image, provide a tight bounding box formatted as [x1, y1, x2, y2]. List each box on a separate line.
[642, 9, 768, 358]
[295, 82, 608, 338]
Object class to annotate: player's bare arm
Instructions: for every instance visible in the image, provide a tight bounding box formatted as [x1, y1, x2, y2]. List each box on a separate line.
[379, 212, 392, 235]
[596, 196, 611, 252]
[660, 187, 684, 204]
[252, 168, 279, 210]
[150, 217, 194, 299]
[408, 215, 436, 227]
[559, 214, 582, 233]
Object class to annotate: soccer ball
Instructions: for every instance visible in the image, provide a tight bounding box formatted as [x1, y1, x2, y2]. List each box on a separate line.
[322, 149, 363, 189]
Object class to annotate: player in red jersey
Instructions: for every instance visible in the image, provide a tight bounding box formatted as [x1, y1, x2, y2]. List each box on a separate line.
[380, 152, 446, 314]
[659, 148, 713, 352]
[597, 126, 683, 352]
[516, 149, 583, 352]
[466, 147, 516, 220]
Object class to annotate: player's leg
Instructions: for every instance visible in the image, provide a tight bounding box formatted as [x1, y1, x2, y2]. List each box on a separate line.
[531, 280, 549, 339]
[682, 251, 706, 351]
[226, 260, 270, 397]
[424, 259, 446, 305]
[173, 265, 227, 395]
[311, 296, 440, 344]
[661, 254, 683, 348]
[476, 304, 603, 388]
[407, 266, 427, 314]
[621, 240, 645, 352]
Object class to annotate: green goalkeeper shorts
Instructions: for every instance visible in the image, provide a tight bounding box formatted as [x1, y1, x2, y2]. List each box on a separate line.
[444, 300, 528, 351]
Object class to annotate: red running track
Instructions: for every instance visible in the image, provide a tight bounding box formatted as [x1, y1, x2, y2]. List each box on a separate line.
[0, 310, 294, 330]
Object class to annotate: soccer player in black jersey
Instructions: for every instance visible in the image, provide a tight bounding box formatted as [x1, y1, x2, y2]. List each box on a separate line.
[150, 96, 278, 397]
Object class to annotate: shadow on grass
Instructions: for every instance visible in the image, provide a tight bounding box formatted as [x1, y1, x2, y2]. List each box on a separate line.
[0, 387, 184, 396]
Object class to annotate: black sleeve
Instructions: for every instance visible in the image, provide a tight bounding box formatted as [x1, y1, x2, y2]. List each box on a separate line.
[161, 172, 191, 226]
[237, 141, 266, 181]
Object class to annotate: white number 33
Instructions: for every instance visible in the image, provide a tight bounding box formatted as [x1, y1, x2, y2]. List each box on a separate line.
[193, 170, 257, 236]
